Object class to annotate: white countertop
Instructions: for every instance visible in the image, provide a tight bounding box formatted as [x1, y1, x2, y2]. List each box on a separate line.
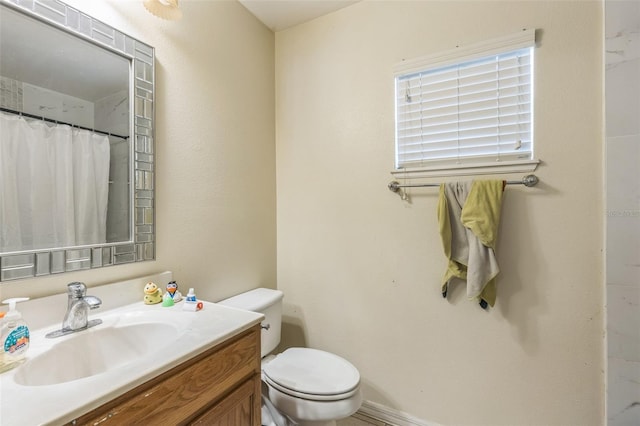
[0, 273, 263, 426]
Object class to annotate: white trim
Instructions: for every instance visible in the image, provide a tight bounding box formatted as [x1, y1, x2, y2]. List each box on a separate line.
[390, 159, 540, 179]
[357, 400, 441, 426]
[394, 28, 536, 77]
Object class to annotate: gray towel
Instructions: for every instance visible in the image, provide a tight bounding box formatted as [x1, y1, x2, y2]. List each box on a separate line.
[438, 181, 501, 306]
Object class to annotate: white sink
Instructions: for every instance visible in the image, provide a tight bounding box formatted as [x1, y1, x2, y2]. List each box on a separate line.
[0, 272, 264, 426]
[13, 313, 183, 386]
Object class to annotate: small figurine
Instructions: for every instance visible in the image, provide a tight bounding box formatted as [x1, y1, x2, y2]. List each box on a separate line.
[143, 281, 163, 305]
[161, 292, 174, 307]
[166, 281, 182, 302]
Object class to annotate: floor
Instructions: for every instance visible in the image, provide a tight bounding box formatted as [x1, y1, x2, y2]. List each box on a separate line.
[337, 412, 393, 426]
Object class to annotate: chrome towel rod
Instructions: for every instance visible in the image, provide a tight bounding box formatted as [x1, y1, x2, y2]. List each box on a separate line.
[388, 174, 539, 193]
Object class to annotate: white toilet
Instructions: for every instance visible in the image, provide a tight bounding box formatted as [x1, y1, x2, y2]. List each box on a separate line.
[219, 288, 363, 426]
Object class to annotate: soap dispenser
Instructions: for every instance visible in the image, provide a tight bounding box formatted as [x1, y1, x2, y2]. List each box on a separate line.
[1, 297, 30, 372]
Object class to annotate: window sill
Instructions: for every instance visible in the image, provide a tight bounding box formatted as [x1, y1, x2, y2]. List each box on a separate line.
[390, 159, 540, 179]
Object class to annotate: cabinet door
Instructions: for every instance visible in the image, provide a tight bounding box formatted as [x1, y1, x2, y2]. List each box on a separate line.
[68, 327, 261, 426]
[190, 375, 261, 426]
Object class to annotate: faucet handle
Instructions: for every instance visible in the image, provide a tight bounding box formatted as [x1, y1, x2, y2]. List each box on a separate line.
[67, 282, 87, 298]
[84, 296, 102, 309]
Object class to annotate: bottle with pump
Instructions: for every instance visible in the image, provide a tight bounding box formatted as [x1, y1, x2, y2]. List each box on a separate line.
[1, 297, 30, 373]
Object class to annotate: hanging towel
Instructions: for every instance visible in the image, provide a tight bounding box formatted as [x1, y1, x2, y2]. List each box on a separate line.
[437, 180, 504, 308]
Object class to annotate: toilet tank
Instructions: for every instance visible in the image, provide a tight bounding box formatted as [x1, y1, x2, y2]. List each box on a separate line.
[218, 288, 283, 357]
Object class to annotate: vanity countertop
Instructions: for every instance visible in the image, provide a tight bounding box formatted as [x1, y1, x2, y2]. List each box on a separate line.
[0, 275, 263, 426]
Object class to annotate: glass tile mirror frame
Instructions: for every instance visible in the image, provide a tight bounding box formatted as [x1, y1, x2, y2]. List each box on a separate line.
[0, 0, 155, 282]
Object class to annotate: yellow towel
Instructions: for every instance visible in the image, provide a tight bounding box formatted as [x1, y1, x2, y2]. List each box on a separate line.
[437, 180, 504, 307]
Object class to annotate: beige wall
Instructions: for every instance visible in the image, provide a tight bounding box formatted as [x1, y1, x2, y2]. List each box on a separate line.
[276, 1, 604, 425]
[1, 0, 606, 424]
[0, 0, 276, 303]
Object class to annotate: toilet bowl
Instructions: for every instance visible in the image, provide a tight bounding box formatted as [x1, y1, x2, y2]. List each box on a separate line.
[219, 288, 362, 426]
[263, 347, 363, 425]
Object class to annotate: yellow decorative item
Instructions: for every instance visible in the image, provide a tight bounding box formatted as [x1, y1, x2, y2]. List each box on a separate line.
[143, 282, 163, 305]
[437, 180, 504, 308]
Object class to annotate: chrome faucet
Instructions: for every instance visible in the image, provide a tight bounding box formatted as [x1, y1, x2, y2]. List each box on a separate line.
[46, 282, 102, 338]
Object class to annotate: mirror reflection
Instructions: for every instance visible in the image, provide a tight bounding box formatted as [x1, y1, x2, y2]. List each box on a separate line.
[0, 0, 155, 281]
[0, 6, 130, 253]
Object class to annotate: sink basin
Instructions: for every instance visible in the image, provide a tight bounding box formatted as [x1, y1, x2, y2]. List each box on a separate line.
[0, 271, 266, 426]
[14, 311, 186, 386]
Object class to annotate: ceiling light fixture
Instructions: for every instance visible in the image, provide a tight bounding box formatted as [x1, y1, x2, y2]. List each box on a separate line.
[143, 0, 182, 20]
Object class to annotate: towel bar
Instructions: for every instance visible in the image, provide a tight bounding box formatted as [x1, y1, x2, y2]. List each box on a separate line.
[387, 174, 539, 193]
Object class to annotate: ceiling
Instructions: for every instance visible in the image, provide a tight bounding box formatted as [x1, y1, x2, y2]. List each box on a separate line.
[238, 0, 360, 32]
[0, 1, 360, 104]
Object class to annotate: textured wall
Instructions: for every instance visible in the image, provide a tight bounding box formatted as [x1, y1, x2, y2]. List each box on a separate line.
[276, 1, 604, 424]
[0, 0, 277, 304]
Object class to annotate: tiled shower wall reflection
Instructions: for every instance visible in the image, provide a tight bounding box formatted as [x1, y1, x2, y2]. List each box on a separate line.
[606, 1, 640, 424]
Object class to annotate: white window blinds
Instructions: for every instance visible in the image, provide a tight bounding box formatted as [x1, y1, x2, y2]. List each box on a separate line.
[394, 30, 536, 170]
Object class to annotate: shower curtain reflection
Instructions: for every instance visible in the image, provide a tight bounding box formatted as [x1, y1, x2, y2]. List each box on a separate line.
[0, 112, 110, 253]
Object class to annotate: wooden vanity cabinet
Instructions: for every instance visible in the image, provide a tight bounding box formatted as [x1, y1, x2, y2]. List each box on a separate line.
[67, 326, 261, 426]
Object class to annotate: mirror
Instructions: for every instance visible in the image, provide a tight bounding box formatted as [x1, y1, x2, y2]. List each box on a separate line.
[0, 0, 155, 281]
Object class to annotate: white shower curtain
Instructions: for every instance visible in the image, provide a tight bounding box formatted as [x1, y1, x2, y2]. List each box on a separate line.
[0, 112, 110, 253]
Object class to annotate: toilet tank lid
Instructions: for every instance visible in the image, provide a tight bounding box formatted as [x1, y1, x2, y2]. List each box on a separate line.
[218, 288, 283, 312]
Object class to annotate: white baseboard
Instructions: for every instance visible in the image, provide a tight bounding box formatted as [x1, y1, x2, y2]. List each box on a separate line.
[357, 400, 440, 426]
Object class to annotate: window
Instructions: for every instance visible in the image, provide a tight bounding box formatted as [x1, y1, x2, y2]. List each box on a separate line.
[394, 29, 537, 174]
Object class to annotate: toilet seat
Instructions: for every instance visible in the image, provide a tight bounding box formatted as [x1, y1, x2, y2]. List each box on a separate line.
[262, 348, 360, 402]
[263, 374, 360, 402]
